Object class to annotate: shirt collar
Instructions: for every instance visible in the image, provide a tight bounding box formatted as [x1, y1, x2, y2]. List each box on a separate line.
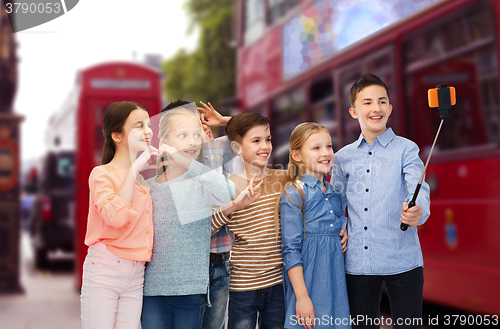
[300, 173, 333, 193]
[356, 127, 396, 148]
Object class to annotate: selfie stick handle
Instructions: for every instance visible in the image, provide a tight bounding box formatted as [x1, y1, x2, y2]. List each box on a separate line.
[400, 119, 444, 231]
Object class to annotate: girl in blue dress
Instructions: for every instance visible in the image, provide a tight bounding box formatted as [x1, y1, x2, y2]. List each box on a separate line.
[276, 122, 351, 329]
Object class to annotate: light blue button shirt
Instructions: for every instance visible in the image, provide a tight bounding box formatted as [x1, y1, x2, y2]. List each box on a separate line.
[331, 128, 430, 275]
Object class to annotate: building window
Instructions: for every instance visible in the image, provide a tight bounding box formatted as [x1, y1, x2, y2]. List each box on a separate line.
[271, 86, 306, 167]
[268, 0, 301, 26]
[244, 0, 266, 46]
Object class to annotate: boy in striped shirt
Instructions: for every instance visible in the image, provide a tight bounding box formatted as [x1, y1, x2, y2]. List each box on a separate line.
[210, 112, 288, 329]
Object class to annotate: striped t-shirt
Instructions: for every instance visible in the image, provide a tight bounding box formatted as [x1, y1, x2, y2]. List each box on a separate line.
[212, 169, 288, 291]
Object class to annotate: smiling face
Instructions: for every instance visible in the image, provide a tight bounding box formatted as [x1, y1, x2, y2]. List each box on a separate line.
[292, 130, 333, 180]
[238, 124, 272, 169]
[122, 109, 152, 154]
[349, 84, 393, 143]
[162, 115, 202, 160]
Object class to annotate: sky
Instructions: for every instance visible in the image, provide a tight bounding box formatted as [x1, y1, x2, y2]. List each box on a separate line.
[14, 0, 198, 164]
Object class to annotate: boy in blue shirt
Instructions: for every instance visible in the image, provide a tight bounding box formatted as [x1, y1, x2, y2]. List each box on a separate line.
[331, 74, 430, 329]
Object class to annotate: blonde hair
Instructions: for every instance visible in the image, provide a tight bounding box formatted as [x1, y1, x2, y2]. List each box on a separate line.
[156, 107, 205, 175]
[274, 122, 330, 237]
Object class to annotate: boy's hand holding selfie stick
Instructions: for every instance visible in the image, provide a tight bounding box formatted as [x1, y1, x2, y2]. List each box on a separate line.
[401, 85, 456, 231]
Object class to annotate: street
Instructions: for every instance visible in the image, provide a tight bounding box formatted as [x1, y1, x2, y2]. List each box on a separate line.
[0, 231, 487, 329]
[0, 232, 80, 329]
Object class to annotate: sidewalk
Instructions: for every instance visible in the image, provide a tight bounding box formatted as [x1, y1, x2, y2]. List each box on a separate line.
[0, 232, 81, 329]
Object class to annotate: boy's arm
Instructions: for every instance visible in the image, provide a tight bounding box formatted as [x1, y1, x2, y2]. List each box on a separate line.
[331, 155, 348, 229]
[402, 143, 431, 226]
[211, 175, 263, 234]
[212, 206, 231, 234]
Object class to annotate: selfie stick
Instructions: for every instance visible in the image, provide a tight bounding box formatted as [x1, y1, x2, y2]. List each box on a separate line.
[400, 85, 456, 231]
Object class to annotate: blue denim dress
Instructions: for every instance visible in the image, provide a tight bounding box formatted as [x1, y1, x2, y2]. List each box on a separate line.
[280, 174, 351, 329]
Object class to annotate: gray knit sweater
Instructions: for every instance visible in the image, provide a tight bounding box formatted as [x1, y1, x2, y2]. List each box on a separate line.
[143, 160, 235, 296]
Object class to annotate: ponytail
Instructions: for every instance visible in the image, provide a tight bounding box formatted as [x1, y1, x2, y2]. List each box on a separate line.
[273, 155, 306, 239]
[100, 136, 116, 165]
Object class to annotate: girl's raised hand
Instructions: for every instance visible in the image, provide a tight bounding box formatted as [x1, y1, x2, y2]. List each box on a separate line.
[132, 146, 165, 175]
[296, 296, 316, 329]
[233, 173, 264, 209]
[158, 143, 192, 170]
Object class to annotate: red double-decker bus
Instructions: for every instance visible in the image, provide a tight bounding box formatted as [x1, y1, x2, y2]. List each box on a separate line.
[70, 62, 162, 287]
[235, 0, 500, 315]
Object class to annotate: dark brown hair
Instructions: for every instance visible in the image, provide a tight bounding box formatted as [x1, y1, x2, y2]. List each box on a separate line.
[101, 101, 148, 165]
[226, 112, 270, 143]
[348, 73, 389, 107]
[162, 99, 191, 113]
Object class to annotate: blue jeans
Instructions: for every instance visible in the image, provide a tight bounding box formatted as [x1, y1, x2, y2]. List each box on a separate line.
[228, 283, 285, 329]
[141, 294, 205, 329]
[346, 267, 424, 329]
[200, 260, 230, 329]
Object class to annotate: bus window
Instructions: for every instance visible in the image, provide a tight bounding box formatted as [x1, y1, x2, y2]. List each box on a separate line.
[337, 62, 363, 146]
[268, 0, 301, 26]
[271, 86, 306, 167]
[42, 152, 74, 190]
[310, 75, 339, 151]
[404, 2, 499, 153]
[405, 3, 495, 69]
[244, 0, 266, 46]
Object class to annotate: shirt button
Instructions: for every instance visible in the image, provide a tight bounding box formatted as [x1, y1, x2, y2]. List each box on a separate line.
[369, 152, 372, 155]
[325, 198, 328, 201]
[366, 169, 370, 173]
[330, 210, 333, 213]
[146, 230, 149, 234]
[364, 246, 368, 250]
[364, 208, 368, 211]
[118, 261, 120, 263]
[364, 226, 368, 230]
[330, 224, 333, 227]
[365, 189, 369, 192]
[148, 250, 151, 253]
[146, 210, 149, 214]
[144, 191, 147, 195]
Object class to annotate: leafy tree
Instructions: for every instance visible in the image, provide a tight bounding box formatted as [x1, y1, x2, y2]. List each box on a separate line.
[162, 0, 235, 108]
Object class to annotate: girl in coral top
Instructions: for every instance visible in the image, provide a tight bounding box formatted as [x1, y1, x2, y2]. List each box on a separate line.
[80, 101, 165, 329]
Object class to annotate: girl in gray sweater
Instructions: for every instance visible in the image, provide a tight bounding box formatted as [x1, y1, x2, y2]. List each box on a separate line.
[141, 104, 235, 329]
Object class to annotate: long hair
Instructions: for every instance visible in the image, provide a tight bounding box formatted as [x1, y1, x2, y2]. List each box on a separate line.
[100, 101, 147, 165]
[273, 122, 330, 237]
